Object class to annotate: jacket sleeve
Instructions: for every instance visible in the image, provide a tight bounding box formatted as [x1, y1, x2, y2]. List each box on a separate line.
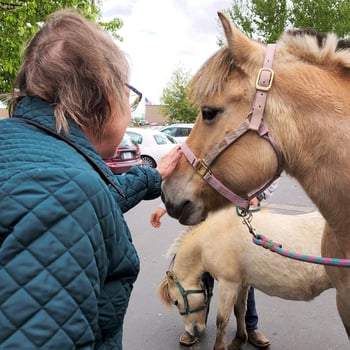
[112, 166, 162, 213]
[262, 178, 280, 199]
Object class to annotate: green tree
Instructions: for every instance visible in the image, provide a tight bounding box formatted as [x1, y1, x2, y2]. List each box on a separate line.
[227, 0, 287, 42]
[0, 1, 123, 93]
[226, 0, 350, 43]
[291, 0, 350, 36]
[160, 64, 198, 123]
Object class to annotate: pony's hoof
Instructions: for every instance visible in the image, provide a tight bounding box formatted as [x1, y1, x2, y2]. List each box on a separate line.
[179, 330, 198, 346]
[227, 338, 246, 350]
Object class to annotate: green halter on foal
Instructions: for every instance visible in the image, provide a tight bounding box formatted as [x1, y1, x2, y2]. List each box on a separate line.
[174, 277, 209, 316]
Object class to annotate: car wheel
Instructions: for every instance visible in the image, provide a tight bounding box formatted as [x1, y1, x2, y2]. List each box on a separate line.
[142, 155, 157, 168]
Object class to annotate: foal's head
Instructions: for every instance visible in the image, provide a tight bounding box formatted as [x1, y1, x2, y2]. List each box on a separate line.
[158, 271, 211, 337]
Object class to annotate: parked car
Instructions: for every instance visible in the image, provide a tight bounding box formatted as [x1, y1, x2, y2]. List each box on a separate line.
[126, 127, 178, 168]
[148, 122, 163, 130]
[138, 120, 149, 126]
[160, 123, 194, 143]
[104, 133, 143, 174]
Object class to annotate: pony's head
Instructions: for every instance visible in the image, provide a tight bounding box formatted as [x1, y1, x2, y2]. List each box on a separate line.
[162, 11, 350, 225]
[162, 12, 280, 224]
[158, 271, 212, 337]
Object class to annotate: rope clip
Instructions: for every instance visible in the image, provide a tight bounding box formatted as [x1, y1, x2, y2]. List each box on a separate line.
[237, 208, 257, 237]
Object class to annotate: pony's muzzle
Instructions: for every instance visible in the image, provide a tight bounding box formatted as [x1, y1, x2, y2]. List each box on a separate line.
[185, 321, 206, 337]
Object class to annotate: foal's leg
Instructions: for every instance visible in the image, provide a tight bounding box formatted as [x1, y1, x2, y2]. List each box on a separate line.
[228, 285, 249, 350]
[213, 280, 239, 350]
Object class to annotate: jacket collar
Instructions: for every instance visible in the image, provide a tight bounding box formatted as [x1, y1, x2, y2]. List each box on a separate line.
[12, 96, 116, 181]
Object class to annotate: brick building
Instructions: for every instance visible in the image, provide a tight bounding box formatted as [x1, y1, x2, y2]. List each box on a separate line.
[145, 104, 168, 125]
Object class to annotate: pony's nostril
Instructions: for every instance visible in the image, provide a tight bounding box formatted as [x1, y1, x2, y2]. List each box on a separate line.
[161, 195, 205, 225]
[165, 199, 191, 220]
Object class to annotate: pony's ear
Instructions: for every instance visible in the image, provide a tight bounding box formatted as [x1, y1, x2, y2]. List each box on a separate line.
[158, 276, 173, 307]
[217, 11, 265, 74]
[166, 270, 176, 285]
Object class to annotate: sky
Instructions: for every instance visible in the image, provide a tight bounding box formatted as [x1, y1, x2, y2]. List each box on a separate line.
[102, 0, 233, 114]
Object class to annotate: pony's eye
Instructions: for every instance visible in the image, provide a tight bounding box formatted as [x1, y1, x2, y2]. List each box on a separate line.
[201, 107, 222, 121]
[174, 300, 179, 306]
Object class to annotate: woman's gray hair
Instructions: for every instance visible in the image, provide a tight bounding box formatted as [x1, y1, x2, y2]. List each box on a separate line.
[9, 9, 130, 138]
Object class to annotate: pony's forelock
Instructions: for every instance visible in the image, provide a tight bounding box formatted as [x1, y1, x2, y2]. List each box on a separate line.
[190, 48, 236, 105]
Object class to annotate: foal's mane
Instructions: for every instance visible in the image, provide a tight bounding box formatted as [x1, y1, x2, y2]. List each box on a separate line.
[165, 228, 191, 258]
[190, 28, 350, 103]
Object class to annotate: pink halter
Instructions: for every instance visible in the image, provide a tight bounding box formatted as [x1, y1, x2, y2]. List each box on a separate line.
[181, 44, 283, 210]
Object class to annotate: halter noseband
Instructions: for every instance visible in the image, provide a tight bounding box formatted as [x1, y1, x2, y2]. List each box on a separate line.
[174, 277, 209, 316]
[182, 44, 283, 210]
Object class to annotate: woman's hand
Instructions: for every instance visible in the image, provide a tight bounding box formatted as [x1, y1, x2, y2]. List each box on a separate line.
[156, 145, 182, 179]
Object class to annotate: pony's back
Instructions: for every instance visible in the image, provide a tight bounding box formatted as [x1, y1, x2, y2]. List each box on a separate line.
[170, 207, 330, 300]
[172, 207, 325, 255]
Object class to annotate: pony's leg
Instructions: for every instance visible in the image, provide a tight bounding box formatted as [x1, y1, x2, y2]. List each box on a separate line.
[322, 225, 350, 339]
[228, 285, 249, 350]
[213, 280, 239, 350]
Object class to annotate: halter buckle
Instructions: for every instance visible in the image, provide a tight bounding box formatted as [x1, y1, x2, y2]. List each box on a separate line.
[256, 68, 274, 91]
[195, 159, 211, 178]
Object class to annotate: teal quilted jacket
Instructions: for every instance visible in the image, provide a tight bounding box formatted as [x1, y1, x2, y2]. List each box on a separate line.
[0, 97, 162, 349]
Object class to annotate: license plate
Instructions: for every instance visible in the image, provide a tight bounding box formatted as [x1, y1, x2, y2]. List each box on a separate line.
[121, 152, 133, 160]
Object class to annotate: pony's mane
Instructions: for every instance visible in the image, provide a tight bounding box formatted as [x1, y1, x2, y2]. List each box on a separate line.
[285, 29, 350, 51]
[279, 29, 350, 69]
[165, 228, 191, 258]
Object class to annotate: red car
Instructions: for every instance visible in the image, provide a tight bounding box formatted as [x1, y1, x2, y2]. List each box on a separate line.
[104, 133, 144, 174]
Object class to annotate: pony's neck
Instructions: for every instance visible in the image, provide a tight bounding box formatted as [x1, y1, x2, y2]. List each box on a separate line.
[174, 235, 205, 284]
[275, 111, 350, 232]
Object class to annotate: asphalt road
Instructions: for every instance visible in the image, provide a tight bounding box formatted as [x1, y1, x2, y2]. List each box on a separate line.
[122, 172, 349, 350]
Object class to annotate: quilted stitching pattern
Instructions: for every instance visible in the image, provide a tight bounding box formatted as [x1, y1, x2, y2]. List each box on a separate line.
[0, 97, 155, 349]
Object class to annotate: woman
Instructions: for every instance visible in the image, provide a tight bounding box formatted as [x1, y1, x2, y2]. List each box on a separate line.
[0, 9, 181, 349]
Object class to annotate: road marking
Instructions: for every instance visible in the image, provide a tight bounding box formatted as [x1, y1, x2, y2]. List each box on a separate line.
[265, 202, 316, 213]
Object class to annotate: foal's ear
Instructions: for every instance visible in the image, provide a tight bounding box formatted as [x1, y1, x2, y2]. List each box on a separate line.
[166, 271, 175, 284]
[217, 11, 265, 74]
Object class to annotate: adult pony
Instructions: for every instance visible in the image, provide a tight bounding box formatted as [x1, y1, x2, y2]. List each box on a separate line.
[161, 11, 350, 338]
[159, 208, 332, 350]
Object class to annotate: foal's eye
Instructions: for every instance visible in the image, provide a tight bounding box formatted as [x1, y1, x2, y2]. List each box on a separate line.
[174, 300, 179, 306]
[201, 107, 222, 122]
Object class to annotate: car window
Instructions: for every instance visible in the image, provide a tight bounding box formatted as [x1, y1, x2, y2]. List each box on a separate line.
[126, 131, 142, 144]
[165, 135, 177, 144]
[161, 127, 176, 137]
[119, 133, 134, 147]
[177, 128, 192, 137]
[153, 134, 173, 145]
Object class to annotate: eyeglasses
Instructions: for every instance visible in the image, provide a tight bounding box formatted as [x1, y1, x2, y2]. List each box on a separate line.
[126, 83, 143, 112]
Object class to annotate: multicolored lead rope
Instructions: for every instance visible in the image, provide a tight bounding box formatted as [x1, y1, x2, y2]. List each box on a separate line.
[253, 233, 350, 267]
[237, 206, 350, 267]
